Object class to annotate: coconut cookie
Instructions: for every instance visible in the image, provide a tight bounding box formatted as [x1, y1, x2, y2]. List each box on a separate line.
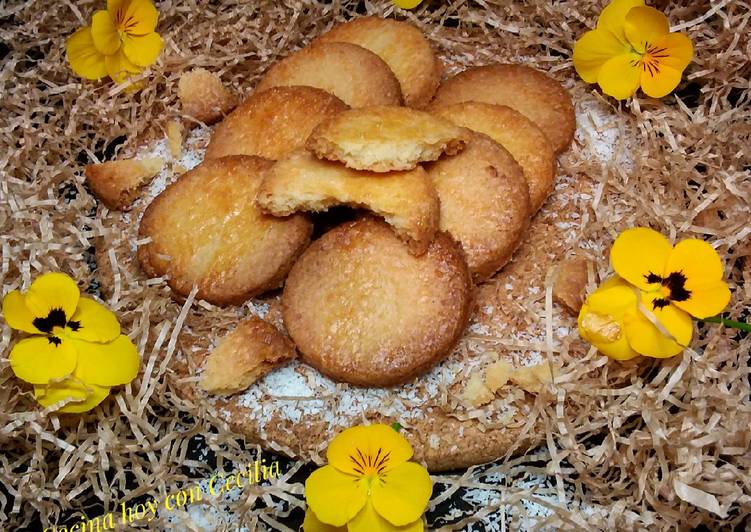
[431, 64, 575, 153]
[255, 42, 403, 108]
[424, 132, 531, 282]
[432, 102, 555, 212]
[306, 106, 469, 172]
[138, 156, 312, 306]
[314, 17, 442, 107]
[204, 86, 348, 161]
[256, 149, 439, 255]
[282, 217, 472, 387]
[200, 316, 297, 395]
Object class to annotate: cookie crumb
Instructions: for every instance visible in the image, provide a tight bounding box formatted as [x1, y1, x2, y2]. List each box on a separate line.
[510, 361, 558, 394]
[178, 68, 238, 125]
[463, 372, 494, 407]
[166, 120, 184, 158]
[85, 157, 164, 210]
[553, 256, 588, 315]
[484, 360, 512, 391]
[200, 316, 297, 395]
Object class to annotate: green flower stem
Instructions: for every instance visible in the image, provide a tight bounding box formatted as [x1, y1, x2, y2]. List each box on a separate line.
[698, 315, 751, 332]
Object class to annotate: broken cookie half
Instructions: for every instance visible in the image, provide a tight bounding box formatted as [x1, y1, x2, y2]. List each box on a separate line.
[256, 149, 440, 255]
[200, 316, 297, 395]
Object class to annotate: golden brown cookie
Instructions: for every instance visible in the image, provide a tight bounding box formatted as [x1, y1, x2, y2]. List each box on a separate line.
[306, 106, 468, 172]
[424, 132, 530, 282]
[85, 157, 164, 211]
[138, 156, 312, 305]
[282, 217, 472, 387]
[314, 17, 442, 107]
[204, 86, 348, 161]
[431, 64, 575, 153]
[432, 102, 555, 212]
[177, 68, 238, 125]
[256, 149, 439, 255]
[255, 42, 403, 108]
[200, 316, 297, 395]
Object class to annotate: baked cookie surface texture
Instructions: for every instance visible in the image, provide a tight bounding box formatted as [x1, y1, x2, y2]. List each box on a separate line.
[432, 102, 555, 212]
[282, 218, 473, 387]
[431, 64, 575, 153]
[307, 105, 468, 172]
[256, 42, 403, 108]
[256, 149, 439, 255]
[425, 132, 531, 282]
[138, 156, 313, 305]
[314, 17, 442, 107]
[204, 86, 348, 161]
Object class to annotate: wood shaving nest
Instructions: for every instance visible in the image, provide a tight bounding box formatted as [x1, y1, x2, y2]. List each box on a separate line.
[1, 0, 749, 530]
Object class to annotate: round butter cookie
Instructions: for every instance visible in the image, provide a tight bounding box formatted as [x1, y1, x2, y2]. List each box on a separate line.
[256, 42, 403, 108]
[425, 131, 531, 282]
[306, 105, 469, 172]
[314, 17, 442, 107]
[204, 86, 348, 161]
[282, 218, 472, 387]
[138, 156, 312, 305]
[432, 102, 555, 212]
[431, 64, 575, 154]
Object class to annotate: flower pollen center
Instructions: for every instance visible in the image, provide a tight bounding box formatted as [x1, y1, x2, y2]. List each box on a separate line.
[349, 447, 391, 486]
[644, 270, 691, 310]
[33, 308, 67, 334]
[629, 41, 669, 78]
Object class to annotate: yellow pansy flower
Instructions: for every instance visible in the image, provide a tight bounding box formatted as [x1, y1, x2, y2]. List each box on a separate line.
[610, 227, 731, 320]
[393, 0, 424, 8]
[578, 275, 691, 360]
[66, 0, 163, 85]
[573, 0, 693, 100]
[2, 273, 140, 413]
[304, 424, 432, 532]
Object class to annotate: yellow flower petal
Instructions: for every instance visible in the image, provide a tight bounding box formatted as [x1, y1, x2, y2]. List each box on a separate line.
[91, 10, 121, 55]
[371, 462, 432, 526]
[665, 239, 731, 318]
[24, 272, 80, 324]
[597, 0, 645, 44]
[597, 52, 642, 100]
[640, 63, 684, 99]
[651, 32, 693, 71]
[9, 336, 77, 384]
[34, 379, 110, 413]
[303, 509, 347, 532]
[393, 0, 423, 8]
[2, 291, 42, 334]
[66, 27, 108, 80]
[104, 48, 143, 85]
[577, 277, 640, 361]
[610, 228, 672, 291]
[71, 335, 140, 387]
[624, 6, 669, 53]
[623, 292, 692, 358]
[573, 29, 631, 84]
[305, 465, 368, 527]
[327, 424, 413, 476]
[121, 31, 162, 67]
[117, 0, 159, 36]
[348, 499, 423, 532]
[66, 297, 121, 343]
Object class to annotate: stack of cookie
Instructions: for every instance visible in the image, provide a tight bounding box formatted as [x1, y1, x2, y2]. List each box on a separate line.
[136, 17, 575, 390]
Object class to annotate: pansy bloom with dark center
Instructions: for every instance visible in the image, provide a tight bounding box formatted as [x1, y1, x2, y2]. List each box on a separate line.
[578, 228, 731, 360]
[304, 424, 432, 532]
[2, 272, 140, 412]
[573, 0, 693, 100]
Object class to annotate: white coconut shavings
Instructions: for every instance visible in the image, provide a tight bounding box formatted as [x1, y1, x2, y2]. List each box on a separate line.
[575, 99, 632, 168]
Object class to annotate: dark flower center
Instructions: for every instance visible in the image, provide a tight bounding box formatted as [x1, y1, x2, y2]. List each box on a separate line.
[48, 336, 62, 346]
[644, 270, 691, 310]
[33, 308, 67, 333]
